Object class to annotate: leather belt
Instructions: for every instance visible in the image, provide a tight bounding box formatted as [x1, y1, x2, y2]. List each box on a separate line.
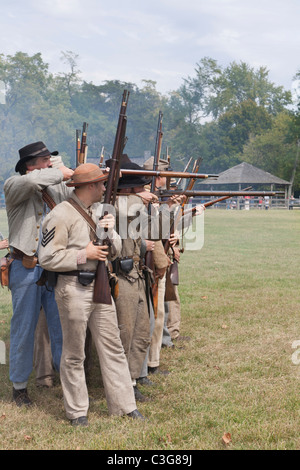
[59, 270, 97, 286]
[11, 248, 25, 260]
[11, 248, 39, 269]
[118, 255, 141, 262]
[11, 248, 38, 262]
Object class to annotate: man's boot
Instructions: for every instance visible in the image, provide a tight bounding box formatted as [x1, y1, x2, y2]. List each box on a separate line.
[12, 388, 33, 407]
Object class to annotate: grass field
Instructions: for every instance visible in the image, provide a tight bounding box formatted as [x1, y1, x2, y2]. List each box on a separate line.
[0, 208, 299, 450]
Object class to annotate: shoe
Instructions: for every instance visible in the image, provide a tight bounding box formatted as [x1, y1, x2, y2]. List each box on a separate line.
[127, 409, 146, 420]
[137, 376, 155, 386]
[162, 343, 175, 349]
[12, 388, 33, 407]
[36, 379, 54, 388]
[133, 385, 149, 402]
[148, 366, 170, 376]
[71, 416, 89, 427]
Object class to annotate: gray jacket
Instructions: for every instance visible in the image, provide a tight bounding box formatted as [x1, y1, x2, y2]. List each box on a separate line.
[4, 168, 72, 256]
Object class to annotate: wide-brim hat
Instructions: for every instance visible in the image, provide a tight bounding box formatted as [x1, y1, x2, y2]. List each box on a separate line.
[66, 163, 108, 187]
[16, 141, 58, 173]
[105, 153, 131, 168]
[143, 156, 170, 171]
[118, 162, 152, 189]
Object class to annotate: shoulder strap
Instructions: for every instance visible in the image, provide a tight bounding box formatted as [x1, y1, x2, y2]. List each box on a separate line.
[41, 188, 56, 210]
[66, 198, 97, 235]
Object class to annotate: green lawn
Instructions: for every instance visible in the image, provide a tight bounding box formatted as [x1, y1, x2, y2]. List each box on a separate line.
[0, 208, 299, 450]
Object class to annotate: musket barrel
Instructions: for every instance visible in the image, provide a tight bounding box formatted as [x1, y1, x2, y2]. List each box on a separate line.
[119, 169, 219, 179]
[158, 190, 283, 197]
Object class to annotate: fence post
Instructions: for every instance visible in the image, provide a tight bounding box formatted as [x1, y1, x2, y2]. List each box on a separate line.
[0, 340, 6, 364]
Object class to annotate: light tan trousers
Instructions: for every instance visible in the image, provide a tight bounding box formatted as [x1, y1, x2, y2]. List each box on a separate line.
[115, 276, 150, 380]
[148, 275, 166, 368]
[55, 275, 136, 420]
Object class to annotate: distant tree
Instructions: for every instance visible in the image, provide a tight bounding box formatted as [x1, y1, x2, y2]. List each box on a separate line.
[217, 99, 272, 153]
[242, 111, 299, 189]
[183, 57, 292, 120]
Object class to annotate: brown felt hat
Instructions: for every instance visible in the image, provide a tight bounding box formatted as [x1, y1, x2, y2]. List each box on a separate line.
[66, 163, 108, 187]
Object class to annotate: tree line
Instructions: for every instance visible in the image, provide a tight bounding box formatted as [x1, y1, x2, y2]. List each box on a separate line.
[0, 51, 299, 195]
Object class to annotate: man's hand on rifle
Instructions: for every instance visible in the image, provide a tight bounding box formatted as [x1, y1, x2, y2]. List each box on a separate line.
[86, 241, 109, 261]
[50, 155, 64, 169]
[136, 191, 158, 206]
[0, 238, 9, 250]
[59, 165, 74, 181]
[50, 155, 73, 180]
[165, 194, 186, 207]
[193, 204, 206, 217]
[169, 233, 179, 247]
[145, 240, 155, 252]
[97, 213, 115, 236]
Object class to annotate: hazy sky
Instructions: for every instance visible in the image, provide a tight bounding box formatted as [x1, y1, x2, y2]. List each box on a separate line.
[1, 0, 299, 95]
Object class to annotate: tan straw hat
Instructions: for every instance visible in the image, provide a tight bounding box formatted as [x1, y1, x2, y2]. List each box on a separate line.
[143, 156, 170, 171]
[66, 163, 108, 187]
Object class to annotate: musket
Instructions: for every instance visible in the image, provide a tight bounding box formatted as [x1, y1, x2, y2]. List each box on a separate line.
[145, 111, 163, 317]
[183, 157, 202, 192]
[76, 129, 81, 167]
[166, 146, 171, 167]
[166, 146, 171, 190]
[99, 146, 105, 168]
[78, 122, 88, 165]
[180, 187, 253, 218]
[203, 186, 253, 208]
[118, 169, 219, 179]
[93, 90, 129, 304]
[176, 157, 193, 189]
[150, 111, 163, 191]
[175, 156, 203, 192]
[158, 190, 282, 198]
[175, 187, 256, 222]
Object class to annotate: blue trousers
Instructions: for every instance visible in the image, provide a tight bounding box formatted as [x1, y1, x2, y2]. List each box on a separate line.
[9, 260, 62, 384]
